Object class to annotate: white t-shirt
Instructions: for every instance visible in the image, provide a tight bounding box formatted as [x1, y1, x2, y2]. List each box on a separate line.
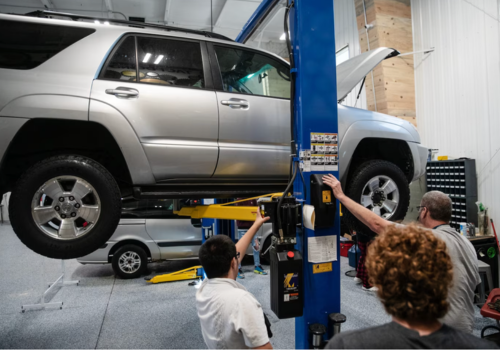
[196, 278, 270, 349]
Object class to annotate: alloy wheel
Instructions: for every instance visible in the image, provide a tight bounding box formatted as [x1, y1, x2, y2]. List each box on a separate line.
[360, 175, 400, 220]
[118, 251, 142, 274]
[31, 176, 101, 240]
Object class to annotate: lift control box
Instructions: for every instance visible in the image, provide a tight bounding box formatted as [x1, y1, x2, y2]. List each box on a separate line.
[310, 174, 336, 228]
[270, 248, 304, 319]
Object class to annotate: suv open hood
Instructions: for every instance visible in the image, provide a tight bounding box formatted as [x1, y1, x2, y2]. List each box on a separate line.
[337, 47, 399, 102]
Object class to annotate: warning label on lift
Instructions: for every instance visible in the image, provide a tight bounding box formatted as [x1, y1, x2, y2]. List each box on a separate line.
[313, 262, 333, 274]
[300, 133, 338, 172]
[284, 273, 300, 302]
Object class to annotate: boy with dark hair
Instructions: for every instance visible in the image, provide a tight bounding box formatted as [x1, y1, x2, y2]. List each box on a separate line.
[196, 211, 272, 349]
[326, 224, 496, 349]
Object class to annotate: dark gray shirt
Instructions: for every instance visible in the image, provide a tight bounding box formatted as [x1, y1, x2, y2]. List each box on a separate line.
[325, 322, 498, 349]
[432, 225, 480, 333]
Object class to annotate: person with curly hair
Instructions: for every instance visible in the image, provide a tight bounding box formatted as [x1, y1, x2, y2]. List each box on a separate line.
[323, 174, 480, 333]
[325, 224, 495, 349]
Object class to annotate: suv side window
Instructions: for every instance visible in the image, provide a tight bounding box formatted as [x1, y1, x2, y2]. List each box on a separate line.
[100, 36, 137, 81]
[137, 37, 204, 88]
[214, 46, 290, 99]
[0, 20, 95, 70]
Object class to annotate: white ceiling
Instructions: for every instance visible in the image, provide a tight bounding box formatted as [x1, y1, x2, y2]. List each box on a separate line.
[0, 0, 272, 40]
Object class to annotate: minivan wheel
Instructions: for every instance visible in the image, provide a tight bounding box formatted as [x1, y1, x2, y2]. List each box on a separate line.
[344, 160, 410, 237]
[9, 155, 121, 259]
[112, 245, 148, 279]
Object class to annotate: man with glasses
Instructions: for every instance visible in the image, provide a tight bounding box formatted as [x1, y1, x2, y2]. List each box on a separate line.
[196, 211, 272, 349]
[322, 174, 480, 333]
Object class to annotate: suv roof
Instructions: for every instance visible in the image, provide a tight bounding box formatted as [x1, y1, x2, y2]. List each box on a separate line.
[1, 11, 290, 67]
[23, 10, 234, 42]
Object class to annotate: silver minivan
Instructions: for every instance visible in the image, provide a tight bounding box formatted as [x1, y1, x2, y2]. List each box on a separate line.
[77, 198, 273, 278]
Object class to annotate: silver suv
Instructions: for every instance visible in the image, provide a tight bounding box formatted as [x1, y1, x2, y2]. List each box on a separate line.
[0, 12, 427, 259]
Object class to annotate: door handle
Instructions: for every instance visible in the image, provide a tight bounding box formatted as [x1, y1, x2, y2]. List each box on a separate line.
[105, 87, 139, 97]
[221, 99, 249, 108]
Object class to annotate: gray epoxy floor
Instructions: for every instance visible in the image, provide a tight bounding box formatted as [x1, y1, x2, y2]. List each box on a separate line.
[0, 222, 496, 349]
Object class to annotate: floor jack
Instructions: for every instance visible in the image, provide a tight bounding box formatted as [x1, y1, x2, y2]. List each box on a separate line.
[145, 266, 204, 284]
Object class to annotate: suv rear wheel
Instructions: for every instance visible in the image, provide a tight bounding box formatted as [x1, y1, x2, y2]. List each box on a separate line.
[9, 155, 121, 259]
[343, 160, 410, 237]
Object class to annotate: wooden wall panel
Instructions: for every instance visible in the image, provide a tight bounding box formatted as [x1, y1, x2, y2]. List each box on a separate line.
[354, 0, 417, 125]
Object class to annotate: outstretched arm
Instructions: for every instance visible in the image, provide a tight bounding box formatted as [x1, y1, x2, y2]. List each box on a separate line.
[235, 209, 270, 265]
[322, 174, 391, 234]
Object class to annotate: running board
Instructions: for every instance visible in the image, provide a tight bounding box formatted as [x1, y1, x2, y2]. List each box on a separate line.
[133, 183, 287, 199]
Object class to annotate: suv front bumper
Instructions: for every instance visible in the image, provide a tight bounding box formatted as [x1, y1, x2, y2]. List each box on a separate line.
[408, 142, 428, 182]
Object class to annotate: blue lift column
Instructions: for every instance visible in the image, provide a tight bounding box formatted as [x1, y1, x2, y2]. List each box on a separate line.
[289, 1, 340, 348]
[237, 0, 340, 348]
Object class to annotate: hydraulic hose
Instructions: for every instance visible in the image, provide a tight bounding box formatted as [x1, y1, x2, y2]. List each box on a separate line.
[277, 2, 297, 236]
[277, 161, 298, 240]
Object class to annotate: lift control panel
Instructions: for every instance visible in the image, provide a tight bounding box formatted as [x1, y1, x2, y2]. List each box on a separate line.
[262, 196, 304, 318]
[310, 174, 336, 228]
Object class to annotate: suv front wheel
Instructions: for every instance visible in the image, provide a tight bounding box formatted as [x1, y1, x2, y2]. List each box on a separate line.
[9, 155, 122, 259]
[343, 159, 410, 237]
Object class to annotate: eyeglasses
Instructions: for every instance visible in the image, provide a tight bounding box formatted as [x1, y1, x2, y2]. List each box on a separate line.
[416, 206, 426, 211]
[235, 252, 240, 260]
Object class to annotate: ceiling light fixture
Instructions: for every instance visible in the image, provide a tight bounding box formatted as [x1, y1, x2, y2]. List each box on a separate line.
[279, 33, 286, 40]
[104, 21, 110, 25]
[154, 55, 164, 64]
[143, 53, 152, 63]
[94, 20, 100, 24]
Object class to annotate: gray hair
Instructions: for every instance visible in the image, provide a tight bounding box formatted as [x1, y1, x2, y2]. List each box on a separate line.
[421, 191, 452, 223]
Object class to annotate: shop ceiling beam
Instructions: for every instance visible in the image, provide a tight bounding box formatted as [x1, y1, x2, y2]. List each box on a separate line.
[40, 0, 55, 10]
[104, 0, 115, 19]
[213, 0, 229, 29]
[163, 0, 172, 25]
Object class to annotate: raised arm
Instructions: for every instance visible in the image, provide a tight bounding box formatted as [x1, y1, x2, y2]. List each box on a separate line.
[322, 174, 391, 235]
[235, 209, 270, 265]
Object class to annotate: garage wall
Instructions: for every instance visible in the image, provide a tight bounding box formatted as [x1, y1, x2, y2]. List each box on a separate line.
[412, 0, 500, 227]
[334, 0, 367, 109]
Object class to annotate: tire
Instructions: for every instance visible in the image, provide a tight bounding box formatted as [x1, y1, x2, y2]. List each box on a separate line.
[9, 155, 121, 259]
[343, 160, 410, 237]
[260, 236, 272, 264]
[112, 244, 148, 279]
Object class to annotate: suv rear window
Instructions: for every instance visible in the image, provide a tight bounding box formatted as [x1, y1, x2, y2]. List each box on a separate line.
[0, 20, 95, 70]
[101, 36, 205, 89]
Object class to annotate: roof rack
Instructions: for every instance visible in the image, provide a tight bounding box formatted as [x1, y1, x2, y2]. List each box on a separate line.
[24, 10, 235, 42]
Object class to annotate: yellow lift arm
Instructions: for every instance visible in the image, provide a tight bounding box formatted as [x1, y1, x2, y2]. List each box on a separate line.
[174, 193, 284, 221]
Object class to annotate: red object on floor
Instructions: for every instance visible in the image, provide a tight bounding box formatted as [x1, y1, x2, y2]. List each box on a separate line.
[340, 242, 353, 257]
[481, 288, 500, 319]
